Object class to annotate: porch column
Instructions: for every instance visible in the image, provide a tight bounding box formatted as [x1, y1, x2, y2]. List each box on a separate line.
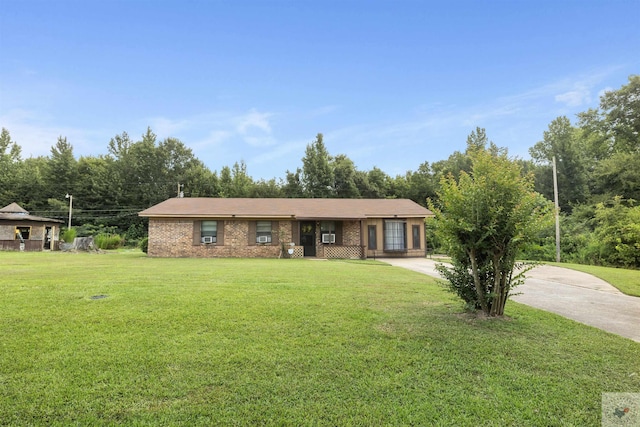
[360, 219, 366, 259]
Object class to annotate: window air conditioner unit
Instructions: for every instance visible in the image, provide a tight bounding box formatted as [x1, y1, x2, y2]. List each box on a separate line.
[257, 235, 270, 243]
[202, 236, 214, 244]
[322, 234, 335, 244]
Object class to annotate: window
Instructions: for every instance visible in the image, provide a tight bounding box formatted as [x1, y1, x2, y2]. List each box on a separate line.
[412, 225, 421, 249]
[321, 221, 335, 244]
[368, 225, 377, 250]
[384, 220, 407, 251]
[15, 227, 31, 241]
[201, 221, 217, 243]
[256, 221, 272, 243]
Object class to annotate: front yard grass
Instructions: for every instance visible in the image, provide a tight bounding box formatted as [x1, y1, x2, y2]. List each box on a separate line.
[1, 252, 638, 426]
[548, 262, 640, 297]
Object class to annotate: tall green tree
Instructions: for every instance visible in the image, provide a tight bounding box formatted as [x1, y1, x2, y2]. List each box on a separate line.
[355, 167, 390, 199]
[592, 152, 640, 201]
[218, 161, 255, 198]
[598, 75, 640, 153]
[401, 161, 437, 206]
[0, 128, 22, 205]
[128, 128, 166, 206]
[73, 156, 124, 227]
[331, 154, 360, 198]
[251, 178, 283, 198]
[431, 145, 553, 316]
[107, 131, 133, 161]
[282, 168, 305, 198]
[430, 127, 497, 198]
[301, 133, 334, 198]
[105, 131, 133, 207]
[465, 126, 490, 153]
[47, 136, 78, 199]
[529, 116, 589, 212]
[218, 166, 233, 198]
[431, 151, 470, 185]
[158, 137, 200, 178]
[0, 128, 21, 163]
[230, 161, 254, 197]
[13, 157, 50, 212]
[182, 164, 219, 197]
[578, 75, 640, 200]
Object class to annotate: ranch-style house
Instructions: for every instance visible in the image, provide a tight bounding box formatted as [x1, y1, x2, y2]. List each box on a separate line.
[139, 198, 433, 259]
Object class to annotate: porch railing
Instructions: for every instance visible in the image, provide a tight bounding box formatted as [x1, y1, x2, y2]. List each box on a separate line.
[323, 245, 363, 259]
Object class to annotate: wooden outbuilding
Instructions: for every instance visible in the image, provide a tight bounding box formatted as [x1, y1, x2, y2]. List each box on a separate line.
[0, 203, 64, 251]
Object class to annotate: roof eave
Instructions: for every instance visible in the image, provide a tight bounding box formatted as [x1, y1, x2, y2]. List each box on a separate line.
[139, 213, 294, 219]
[296, 216, 364, 221]
[140, 213, 432, 220]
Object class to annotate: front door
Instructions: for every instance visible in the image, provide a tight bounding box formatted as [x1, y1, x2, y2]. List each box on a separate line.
[44, 226, 52, 250]
[300, 221, 316, 257]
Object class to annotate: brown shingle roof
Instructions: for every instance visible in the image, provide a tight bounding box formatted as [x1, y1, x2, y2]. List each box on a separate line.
[0, 202, 29, 214]
[0, 203, 64, 223]
[139, 198, 433, 220]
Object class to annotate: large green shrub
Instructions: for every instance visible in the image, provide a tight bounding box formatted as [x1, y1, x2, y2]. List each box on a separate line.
[431, 146, 553, 316]
[61, 228, 77, 243]
[592, 197, 640, 268]
[94, 233, 123, 250]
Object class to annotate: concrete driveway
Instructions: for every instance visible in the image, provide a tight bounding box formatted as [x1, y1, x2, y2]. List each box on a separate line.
[383, 258, 640, 343]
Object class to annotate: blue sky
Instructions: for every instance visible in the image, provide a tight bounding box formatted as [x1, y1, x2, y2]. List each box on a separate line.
[1, 0, 639, 180]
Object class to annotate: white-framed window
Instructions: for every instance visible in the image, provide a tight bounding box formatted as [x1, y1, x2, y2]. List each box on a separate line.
[201, 221, 217, 243]
[321, 221, 336, 244]
[256, 221, 272, 243]
[384, 219, 407, 251]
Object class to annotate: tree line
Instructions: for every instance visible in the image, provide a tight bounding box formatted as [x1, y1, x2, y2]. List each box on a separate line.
[1, 75, 638, 267]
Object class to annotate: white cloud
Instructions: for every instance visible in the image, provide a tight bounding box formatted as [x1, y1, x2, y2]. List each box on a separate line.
[0, 108, 99, 158]
[555, 87, 591, 107]
[235, 109, 276, 147]
[144, 108, 277, 148]
[462, 104, 524, 126]
[313, 69, 620, 172]
[193, 130, 233, 148]
[236, 110, 272, 135]
[550, 67, 624, 108]
[147, 116, 191, 136]
[249, 138, 307, 166]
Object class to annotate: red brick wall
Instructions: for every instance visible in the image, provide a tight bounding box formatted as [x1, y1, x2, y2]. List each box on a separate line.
[342, 220, 361, 246]
[148, 217, 425, 258]
[148, 218, 293, 258]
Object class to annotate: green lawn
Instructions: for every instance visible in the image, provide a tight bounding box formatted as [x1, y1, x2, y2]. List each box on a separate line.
[1, 252, 638, 426]
[548, 262, 640, 297]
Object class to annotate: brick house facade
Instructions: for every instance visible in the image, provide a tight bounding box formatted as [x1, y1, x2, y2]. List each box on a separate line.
[139, 198, 433, 259]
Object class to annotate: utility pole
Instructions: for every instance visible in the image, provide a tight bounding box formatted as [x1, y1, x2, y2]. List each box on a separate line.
[552, 156, 561, 262]
[177, 183, 184, 198]
[65, 194, 73, 229]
